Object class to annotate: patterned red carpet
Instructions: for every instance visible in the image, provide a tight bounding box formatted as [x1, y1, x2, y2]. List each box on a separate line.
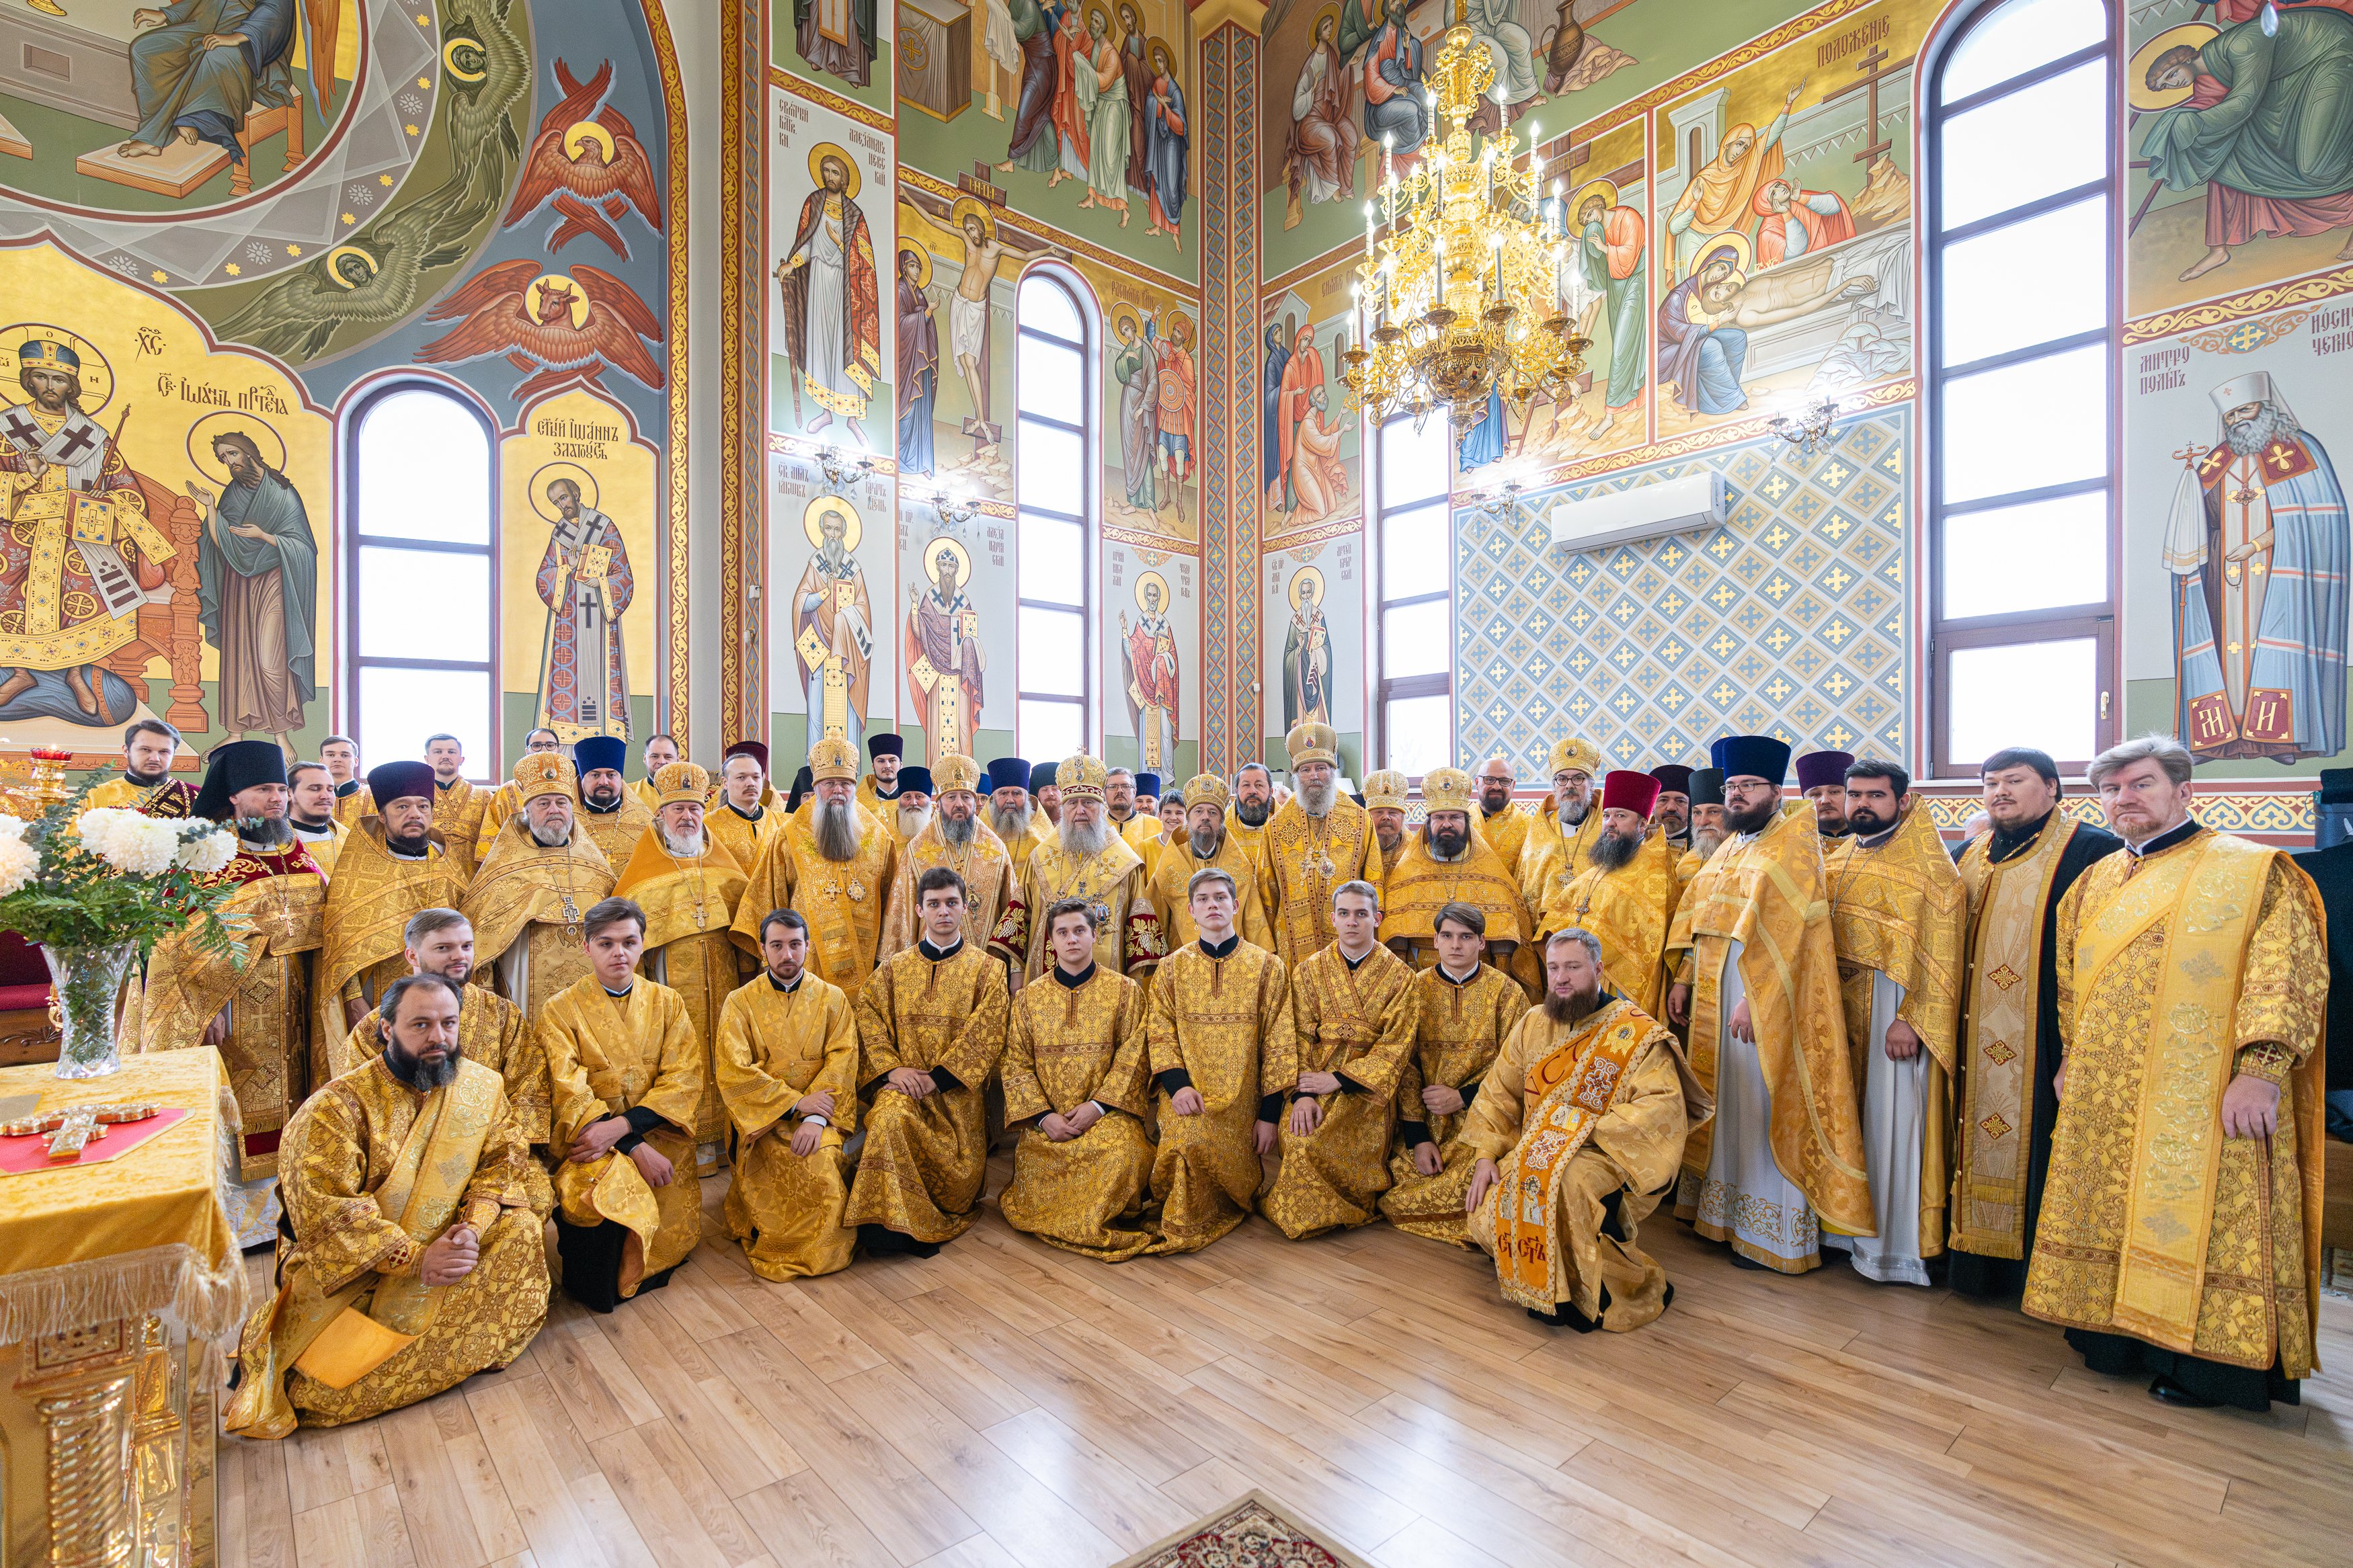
[1111, 1491, 1371, 1568]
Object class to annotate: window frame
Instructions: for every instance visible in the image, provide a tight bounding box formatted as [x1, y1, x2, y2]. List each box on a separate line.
[1925, 1, 2122, 780]
[1012, 269, 1097, 759]
[342, 380, 500, 782]
[1372, 413, 1455, 779]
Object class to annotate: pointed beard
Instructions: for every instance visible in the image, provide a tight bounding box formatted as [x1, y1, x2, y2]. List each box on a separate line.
[813, 798, 861, 862]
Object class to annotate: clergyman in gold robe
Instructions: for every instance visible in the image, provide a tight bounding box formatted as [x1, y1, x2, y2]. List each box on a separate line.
[880, 754, 1014, 960]
[225, 974, 549, 1438]
[1148, 772, 1275, 951]
[706, 742, 789, 877]
[1363, 770, 1410, 879]
[1472, 757, 1532, 878]
[848, 866, 1012, 1255]
[1517, 737, 1605, 909]
[1381, 903, 1527, 1245]
[717, 909, 859, 1281]
[998, 897, 1157, 1261]
[1820, 761, 1965, 1288]
[544, 899, 707, 1313]
[1264, 880, 1421, 1240]
[574, 735, 657, 869]
[1665, 735, 1871, 1273]
[1378, 766, 1536, 992]
[733, 734, 898, 997]
[286, 760, 350, 876]
[1539, 771, 1681, 1018]
[1258, 723, 1384, 968]
[2027, 736, 2327, 1411]
[994, 752, 1165, 985]
[1225, 761, 1276, 868]
[424, 734, 491, 878]
[471, 729, 569, 862]
[984, 758, 1043, 874]
[1145, 866, 1292, 1253]
[1675, 769, 1728, 895]
[462, 753, 615, 1018]
[1466, 929, 1708, 1331]
[319, 761, 470, 1067]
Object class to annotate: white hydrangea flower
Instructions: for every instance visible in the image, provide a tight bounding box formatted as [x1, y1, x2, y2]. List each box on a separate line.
[175, 828, 237, 874]
[0, 835, 36, 896]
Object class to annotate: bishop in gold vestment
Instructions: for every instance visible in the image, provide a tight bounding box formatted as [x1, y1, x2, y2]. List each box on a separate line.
[995, 753, 1165, 982]
[225, 976, 549, 1438]
[1465, 936, 1707, 1330]
[1382, 942, 1527, 1245]
[574, 735, 659, 868]
[1148, 774, 1275, 950]
[733, 736, 898, 997]
[1378, 767, 1537, 990]
[471, 731, 571, 862]
[1820, 771, 1965, 1287]
[2025, 741, 2325, 1410]
[1259, 723, 1385, 968]
[717, 914, 860, 1280]
[319, 762, 470, 1065]
[1540, 772, 1681, 1018]
[1262, 918, 1420, 1241]
[879, 755, 1015, 960]
[462, 756, 616, 1018]
[1516, 737, 1605, 908]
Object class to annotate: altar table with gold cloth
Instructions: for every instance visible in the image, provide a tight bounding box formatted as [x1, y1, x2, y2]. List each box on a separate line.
[0, 1050, 247, 1568]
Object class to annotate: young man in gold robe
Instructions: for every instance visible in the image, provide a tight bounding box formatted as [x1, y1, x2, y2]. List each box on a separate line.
[1142, 787, 1187, 879]
[1948, 747, 2118, 1299]
[287, 761, 349, 876]
[734, 735, 898, 997]
[322, 735, 370, 829]
[880, 754, 1014, 960]
[1665, 735, 1870, 1274]
[462, 753, 616, 1018]
[1540, 771, 1680, 1017]
[543, 899, 706, 1312]
[84, 718, 199, 816]
[1382, 903, 1527, 1243]
[707, 741, 787, 872]
[1144, 866, 1291, 1253]
[998, 897, 1156, 1260]
[995, 752, 1164, 985]
[1259, 722, 1385, 968]
[1516, 737, 1604, 909]
[2027, 735, 2326, 1411]
[631, 733, 681, 815]
[1264, 880, 1420, 1239]
[425, 733, 490, 878]
[1225, 761, 1276, 866]
[848, 866, 1012, 1255]
[1465, 927, 1708, 1331]
[1148, 772, 1275, 950]
[1820, 759, 1965, 1287]
[612, 761, 751, 1168]
[1123, 772, 1164, 856]
[855, 732, 908, 823]
[717, 909, 859, 1280]
[984, 758, 1042, 874]
[1378, 766, 1535, 989]
[471, 729, 570, 861]
[1363, 770, 1410, 878]
[225, 973, 549, 1438]
[1472, 757, 1530, 878]
[319, 761, 470, 1071]
[575, 736, 657, 869]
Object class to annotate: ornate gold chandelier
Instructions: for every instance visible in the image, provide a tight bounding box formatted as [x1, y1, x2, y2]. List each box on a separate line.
[1342, 1, 1590, 431]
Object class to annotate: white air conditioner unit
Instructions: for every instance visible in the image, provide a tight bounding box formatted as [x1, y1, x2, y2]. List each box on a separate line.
[1543, 471, 1728, 552]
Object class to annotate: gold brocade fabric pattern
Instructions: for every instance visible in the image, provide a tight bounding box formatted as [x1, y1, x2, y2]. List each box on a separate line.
[1147, 833, 1276, 952]
[2025, 837, 2325, 1375]
[1478, 804, 1531, 880]
[1263, 944, 1421, 1240]
[1145, 942, 1293, 1253]
[998, 968, 1157, 1261]
[1382, 965, 1527, 1244]
[846, 945, 1011, 1243]
[1517, 802, 1603, 909]
[1258, 798, 1386, 968]
[613, 829, 752, 1155]
[320, 826, 471, 1057]
[1379, 827, 1536, 964]
[1222, 808, 1269, 870]
[297, 820, 350, 877]
[231, 1058, 547, 1433]
[432, 780, 491, 877]
[579, 792, 658, 870]
[1541, 833, 1681, 1018]
[342, 989, 553, 1214]
[461, 819, 616, 985]
[543, 977, 707, 1291]
[473, 780, 584, 863]
[83, 774, 199, 816]
[998, 837, 1164, 979]
[1823, 800, 1968, 1079]
[332, 785, 374, 829]
[877, 817, 1015, 962]
[716, 974, 860, 1280]
[731, 807, 898, 997]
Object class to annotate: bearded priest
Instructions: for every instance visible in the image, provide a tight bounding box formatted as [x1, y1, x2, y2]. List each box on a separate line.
[1381, 903, 1527, 1245]
[1363, 770, 1410, 878]
[1259, 722, 1384, 968]
[1677, 769, 1728, 895]
[1540, 770, 1681, 1018]
[994, 753, 1164, 985]
[880, 753, 1014, 961]
[984, 759, 1041, 873]
[575, 736, 657, 869]
[1517, 737, 1605, 909]
[319, 761, 471, 1073]
[733, 735, 898, 997]
[461, 753, 616, 1018]
[1378, 766, 1536, 988]
[1148, 772, 1275, 951]
[1465, 928, 1709, 1331]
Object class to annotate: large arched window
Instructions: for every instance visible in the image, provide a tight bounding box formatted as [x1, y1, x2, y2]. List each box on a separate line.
[1927, 0, 2118, 776]
[344, 384, 497, 778]
[1014, 271, 1094, 760]
[1374, 413, 1453, 776]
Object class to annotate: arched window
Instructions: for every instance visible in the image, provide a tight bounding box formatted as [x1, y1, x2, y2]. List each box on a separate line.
[1374, 413, 1453, 776]
[1014, 271, 1094, 761]
[344, 383, 497, 778]
[1927, 0, 2118, 776]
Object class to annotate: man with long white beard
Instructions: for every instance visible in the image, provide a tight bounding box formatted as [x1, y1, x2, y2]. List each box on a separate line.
[573, 736, 657, 868]
[881, 754, 1014, 959]
[1649, 765, 1692, 854]
[1363, 770, 1410, 876]
[984, 757, 1041, 872]
[1677, 768, 1727, 894]
[891, 765, 934, 845]
[1473, 755, 1530, 876]
[1147, 772, 1274, 949]
[1518, 737, 1603, 907]
[706, 741, 784, 872]
[472, 729, 570, 860]
[612, 762, 752, 1168]
[1226, 761, 1276, 864]
[1541, 771, 1681, 1018]
[735, 735, 898, 997]
[461, 753, 616, 1018]
[286, 760, 348, 875]
[320, 761, 471, 1069]
[1259, 722, 1384, 968]
[994, 753, 1163, 984]
[1796, 749, 1853, 840]
[1464, 927, 1708, 1331]
[1378, 766, 1533, 985]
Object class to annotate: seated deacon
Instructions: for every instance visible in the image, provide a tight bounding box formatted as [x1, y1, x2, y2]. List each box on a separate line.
[85, 717, 198, 816]
[717, 910, 859, 1281]
[319, 760, 470, 1071]
[223, 973, 550, 1440]
[574, 736, 656, 868]
[631, 733, 681, 814]
[707, 741, 785, 872]
[1148, 772, 1275, 951]
[734, 735, 898, 998]
[473, 729, 568, 861]
[857, 732, 907, 821]
[286, 761, 348, 874]
[321, 734, 371, 829]
[461, 753, 615, 1017]
[543, 898, 705, 1313]
[848, 867, 1012, 1256]
[1363, 770, 1410, 877]
[1263, 880, 1420, 1239]
[1796, 749, 1853, 841]
[1541, 770, 1681, 1018]
[1144, 867, 1292, 1253]
[2027, 736, 2327, 1411]
[1378, 766, 1535, 988]
[880, 753, 1014, 961]
[1382, 902, 1527, 1244]
[1465, 929, 1707, 1330]
[998, 898, 1157, 1260]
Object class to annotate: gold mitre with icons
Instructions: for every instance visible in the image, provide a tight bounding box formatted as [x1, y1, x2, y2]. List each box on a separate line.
[1183, 772, 1229, 811]
[1361, 770, 1408, 811]
[1055, 753, 1109, 800]
[654, 761, 711, 806]
[1548, 737, 1601, 778]
[1285, 721, 1339, 767]
[807, 735, 860, 782]
[514, 751, 577, 803]
[934, 753, 984, 794]
[1420, 767, 1475, 814]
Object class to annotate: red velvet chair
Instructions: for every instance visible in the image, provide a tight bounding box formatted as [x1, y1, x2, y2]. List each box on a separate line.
[0, 929, 59, 1065]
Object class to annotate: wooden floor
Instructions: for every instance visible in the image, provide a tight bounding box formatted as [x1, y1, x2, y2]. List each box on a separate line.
[220, 1165, 2353, 1568]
